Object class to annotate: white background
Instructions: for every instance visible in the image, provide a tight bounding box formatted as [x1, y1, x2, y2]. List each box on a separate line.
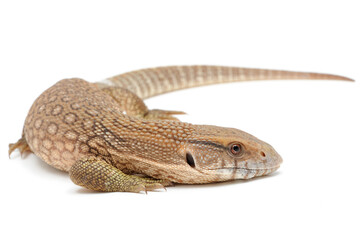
[0, 1, 359, 239]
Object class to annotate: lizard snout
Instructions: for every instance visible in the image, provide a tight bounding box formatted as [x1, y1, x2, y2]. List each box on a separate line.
[257, 143, 283, 173]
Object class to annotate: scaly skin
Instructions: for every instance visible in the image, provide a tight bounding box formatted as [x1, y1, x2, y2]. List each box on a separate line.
[9, 66, 352, 192]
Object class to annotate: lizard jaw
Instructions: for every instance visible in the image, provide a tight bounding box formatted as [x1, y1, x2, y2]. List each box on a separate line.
[216, 165, 281, 179]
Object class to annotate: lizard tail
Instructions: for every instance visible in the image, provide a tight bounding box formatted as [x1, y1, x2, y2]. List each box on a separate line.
[96, 66, 353, 99]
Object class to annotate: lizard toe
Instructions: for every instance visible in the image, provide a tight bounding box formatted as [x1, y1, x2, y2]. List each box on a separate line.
[144, 109, 186, 121]
[9, 136, 32, 158]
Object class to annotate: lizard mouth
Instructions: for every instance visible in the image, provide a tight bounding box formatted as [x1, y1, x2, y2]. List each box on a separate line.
[216, 165, 281, 179]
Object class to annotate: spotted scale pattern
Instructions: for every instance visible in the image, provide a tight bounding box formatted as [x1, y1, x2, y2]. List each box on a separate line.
[24, 79, 192, 174]
[9, 66, 351, 192]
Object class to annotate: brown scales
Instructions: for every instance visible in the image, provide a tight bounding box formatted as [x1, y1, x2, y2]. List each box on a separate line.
[9, 66, 353, 193]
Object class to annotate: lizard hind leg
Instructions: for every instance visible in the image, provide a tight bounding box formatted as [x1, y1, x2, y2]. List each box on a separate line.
[101, 87, 185, 121]
[9, 135, 32, 157]
[69, 156, 172, 193]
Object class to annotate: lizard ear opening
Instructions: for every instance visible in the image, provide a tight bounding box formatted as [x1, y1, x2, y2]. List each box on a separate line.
[186, 152, 196, 168]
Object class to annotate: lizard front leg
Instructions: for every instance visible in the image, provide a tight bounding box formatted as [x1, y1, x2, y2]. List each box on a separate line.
[101, 87, 185, 121]
[69, 156, 172, 193]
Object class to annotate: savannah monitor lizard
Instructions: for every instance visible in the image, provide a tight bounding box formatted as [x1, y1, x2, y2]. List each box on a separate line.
[8, 66, 352, 192]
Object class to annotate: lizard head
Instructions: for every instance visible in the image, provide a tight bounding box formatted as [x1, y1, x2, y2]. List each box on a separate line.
[177, 125, 283, 183]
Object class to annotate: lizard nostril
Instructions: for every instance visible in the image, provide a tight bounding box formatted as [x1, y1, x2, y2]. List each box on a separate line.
[186, 152, 196, 168]
[261, 151, 266, 157]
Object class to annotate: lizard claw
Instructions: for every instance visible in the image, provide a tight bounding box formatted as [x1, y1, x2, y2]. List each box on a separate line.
[8, 136, 32, 158]
[132, 178, 174, 193]
[133, 183, 170, 194]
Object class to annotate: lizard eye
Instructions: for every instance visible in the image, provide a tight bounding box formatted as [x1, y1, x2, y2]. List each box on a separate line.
[229, 143, 244, 156]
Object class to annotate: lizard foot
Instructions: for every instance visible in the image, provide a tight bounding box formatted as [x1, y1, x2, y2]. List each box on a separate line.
[9, 136, 32, 157]
[70, 156, 173, 193]
[144, 109, 186, 121]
